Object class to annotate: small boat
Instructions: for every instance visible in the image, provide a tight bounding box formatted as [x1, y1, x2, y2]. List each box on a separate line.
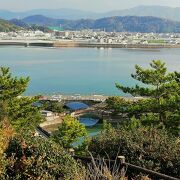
[100, 47, 104, 50]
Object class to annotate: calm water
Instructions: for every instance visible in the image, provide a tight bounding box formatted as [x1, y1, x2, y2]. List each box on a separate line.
[72, 124, 103, 147]
[0, 46, 180, 96]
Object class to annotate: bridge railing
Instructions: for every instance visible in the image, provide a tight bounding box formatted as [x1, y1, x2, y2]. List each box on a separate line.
[72, 154, 179, 180]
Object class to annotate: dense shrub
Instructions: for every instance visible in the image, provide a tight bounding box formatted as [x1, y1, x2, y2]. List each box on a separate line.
[88, 126, 180, 178]
[52, 115, 87, 148]
[0, 123, 14, 179]
[3, 133, 81, 179]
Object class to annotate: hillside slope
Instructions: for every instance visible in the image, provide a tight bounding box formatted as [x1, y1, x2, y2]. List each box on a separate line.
[0, 19, 21, 32]
[9, 18, 51, 32]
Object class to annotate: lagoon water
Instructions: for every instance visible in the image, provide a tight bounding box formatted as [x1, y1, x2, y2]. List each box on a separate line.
[0, 46, 180, 96]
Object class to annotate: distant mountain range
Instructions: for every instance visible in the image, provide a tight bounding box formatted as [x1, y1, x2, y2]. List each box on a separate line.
[0, 9, 98, 21]
[104, 6, 180, 22]
[13, 15, 180, 33]
[1, 9, 180, 33]
[0, 6, 180, 22]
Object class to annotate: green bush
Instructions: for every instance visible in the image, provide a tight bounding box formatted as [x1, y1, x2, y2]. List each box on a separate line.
[52, 115, 87, 148]
[3, 133, 81, 179]
[88, 126, 180, 178]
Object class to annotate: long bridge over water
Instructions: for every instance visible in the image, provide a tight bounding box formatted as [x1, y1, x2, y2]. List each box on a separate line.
[0, 40, 54, 47]
[1, 39, 180, 48]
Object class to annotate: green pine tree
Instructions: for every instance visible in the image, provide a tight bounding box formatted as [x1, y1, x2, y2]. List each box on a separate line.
[0, 67, 42, 131]
[114, 60, 179, 135]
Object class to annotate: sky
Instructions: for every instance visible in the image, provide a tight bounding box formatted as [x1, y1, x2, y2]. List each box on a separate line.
[0, 0, 180, 12]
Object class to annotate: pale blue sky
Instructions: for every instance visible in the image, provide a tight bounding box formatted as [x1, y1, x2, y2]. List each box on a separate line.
[1, 0, 180, 12]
